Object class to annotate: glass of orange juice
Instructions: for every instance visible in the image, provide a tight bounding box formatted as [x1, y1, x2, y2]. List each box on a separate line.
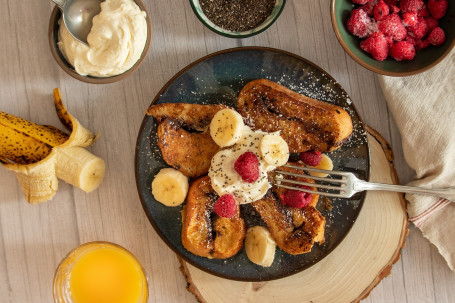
[53, 241, 148, 303]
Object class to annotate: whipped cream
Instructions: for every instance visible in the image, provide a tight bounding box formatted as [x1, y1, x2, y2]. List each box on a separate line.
[209, 126, 279, 204]
[58, 0, 147, 77]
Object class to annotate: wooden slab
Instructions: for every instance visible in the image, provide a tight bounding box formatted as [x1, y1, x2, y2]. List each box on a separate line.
[178, 127, 408, 303]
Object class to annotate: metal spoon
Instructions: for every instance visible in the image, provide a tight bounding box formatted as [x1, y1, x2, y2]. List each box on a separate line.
[52, 0, 102, 45]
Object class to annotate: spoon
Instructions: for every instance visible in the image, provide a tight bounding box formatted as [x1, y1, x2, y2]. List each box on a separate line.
[52, 0, 102, 45]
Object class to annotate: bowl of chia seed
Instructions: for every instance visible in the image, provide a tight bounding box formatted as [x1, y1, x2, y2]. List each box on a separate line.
[190, 0, 286, 38]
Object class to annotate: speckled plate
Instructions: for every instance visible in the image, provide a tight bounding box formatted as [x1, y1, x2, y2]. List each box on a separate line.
[135, 47, 370, 281]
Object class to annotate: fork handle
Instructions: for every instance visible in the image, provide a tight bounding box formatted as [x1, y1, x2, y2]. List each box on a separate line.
[355, 180, 455, 202]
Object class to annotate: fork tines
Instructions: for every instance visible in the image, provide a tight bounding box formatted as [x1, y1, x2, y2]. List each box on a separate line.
[274, 164, 347, 198]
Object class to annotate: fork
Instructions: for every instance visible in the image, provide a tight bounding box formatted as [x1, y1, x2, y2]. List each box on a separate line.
[274, 164, 455, 202]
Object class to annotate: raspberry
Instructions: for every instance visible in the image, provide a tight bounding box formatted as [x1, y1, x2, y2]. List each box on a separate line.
[378, 14, 407, 41]
[384, 0, 397, 6]
[418, 6, 430, 17]
[428, 0, 448, 20]
[405, 35, 417, 45]
[403, 12, 418, 26]
[213, 194, 237, 218]
[391, 5, 401, 14]
[390, 41, 416, 60]
[416, 38, 430, 50]
[361, 1, 377, 16]
[408, 16, 428, 39]
[400, 0, 424, 13]
[234, 151, 260, 183]
[428, 27, 446, 45]
[360, 31, 389, 61]
[374, 0, 390, 21]
[352, 0, 370, 4]
[347, 8, 375, 38]
[386, 35, 395, 49]
[425, 17, 439, 31]
[280, 187, 312, 209]
[299, 150, 322, 167]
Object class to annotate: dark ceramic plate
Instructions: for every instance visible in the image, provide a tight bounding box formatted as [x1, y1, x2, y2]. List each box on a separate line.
[135, 47, 370, 281]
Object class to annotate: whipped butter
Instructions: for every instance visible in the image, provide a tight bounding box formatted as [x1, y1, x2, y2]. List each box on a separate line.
[209, 126, 279, 204]
[58, 0, 147, 77]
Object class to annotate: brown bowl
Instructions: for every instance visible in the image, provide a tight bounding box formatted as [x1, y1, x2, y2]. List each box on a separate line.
[48, 0, 152, 84]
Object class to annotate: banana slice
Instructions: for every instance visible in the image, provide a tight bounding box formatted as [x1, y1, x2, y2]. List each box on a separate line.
[152, 168, 189, 206]
[308, 154, 333, 177]
[209, 109, 244, 147]
[259, 134, 289, 166]
[245, 226, 276, 267]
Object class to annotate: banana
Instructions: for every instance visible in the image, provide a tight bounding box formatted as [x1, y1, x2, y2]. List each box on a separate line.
[308, 154, 333, 177]
[0, 111, 69, 164]
[55, 147, 105, 193]
[0, 88, 105, 204]
[152, 168, 189, 206]
[259, 134, 289, 166]
[209, 109, 244, 147]
[245, 226, 276, 267]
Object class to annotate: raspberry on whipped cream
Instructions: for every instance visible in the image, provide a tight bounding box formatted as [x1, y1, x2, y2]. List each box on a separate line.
[208, 126, 280, 204]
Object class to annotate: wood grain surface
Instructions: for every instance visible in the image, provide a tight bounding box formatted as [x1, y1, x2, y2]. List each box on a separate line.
[0, 1, 454, 302]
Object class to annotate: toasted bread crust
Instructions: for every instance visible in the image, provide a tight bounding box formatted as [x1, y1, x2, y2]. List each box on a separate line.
[147, 103, 227, 131]
[148, 103, 228, 178]
[251, 194, 325, 255]
[181, 176, 246, 259]
[252, 163, 325, 255]
[237, 79, 353, 153]
[157, 119, 220, 178]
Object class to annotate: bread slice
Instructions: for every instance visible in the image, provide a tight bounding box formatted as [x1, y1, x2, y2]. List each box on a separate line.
[251, 194, 325, 255]
[181, 176, 246, 259]
[237, 79, 353, 153]
[147, 103, 227, 178]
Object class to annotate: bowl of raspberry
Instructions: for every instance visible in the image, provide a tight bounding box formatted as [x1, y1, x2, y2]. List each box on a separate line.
[331, 0, 455, 76]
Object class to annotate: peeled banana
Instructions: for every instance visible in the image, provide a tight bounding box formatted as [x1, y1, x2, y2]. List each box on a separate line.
[308, 154, 333, 177]
[209, 109, 244, 147]
[151, 168, 188, 206]
[245, 226, 276, 267]
[0, 88, 105, 204]
[259, 134, 289, 166]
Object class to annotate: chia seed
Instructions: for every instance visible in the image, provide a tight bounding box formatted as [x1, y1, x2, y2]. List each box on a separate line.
[200, 0, 276, 32]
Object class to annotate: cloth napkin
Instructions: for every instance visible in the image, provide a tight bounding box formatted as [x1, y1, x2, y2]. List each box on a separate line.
[378, 48, 455, 271]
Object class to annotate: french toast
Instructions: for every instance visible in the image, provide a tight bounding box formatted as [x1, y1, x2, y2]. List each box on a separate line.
[251, 162, 326, 255]
[251, 194, 325, 255]
[147, 103, 227, 178]
[237, 79, 353, 153]
[181, 176, 246, 259]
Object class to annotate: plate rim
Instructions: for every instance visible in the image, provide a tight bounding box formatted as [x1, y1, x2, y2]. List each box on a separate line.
[135, 46, 371, 281]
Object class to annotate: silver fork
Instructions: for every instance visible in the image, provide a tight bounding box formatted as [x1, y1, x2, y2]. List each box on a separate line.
[274, 164, 455, 202]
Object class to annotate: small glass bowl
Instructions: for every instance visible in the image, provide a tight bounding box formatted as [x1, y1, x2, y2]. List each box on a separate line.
[53, 241, 148, 303]
[189, 0, 287, 38]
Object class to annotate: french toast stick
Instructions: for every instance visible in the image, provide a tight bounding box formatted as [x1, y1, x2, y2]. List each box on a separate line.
[147, 103, 227, 178]
[251, 194, 325, 255]
[237, 79, 353, 153]
[252, 162, 325, 254]
[181, 176, 246, 259]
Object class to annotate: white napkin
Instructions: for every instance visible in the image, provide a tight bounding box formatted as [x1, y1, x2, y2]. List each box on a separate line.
[378, 48, 455, 271]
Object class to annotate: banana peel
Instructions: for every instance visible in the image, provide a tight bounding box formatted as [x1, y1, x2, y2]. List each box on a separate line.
[0, 88, 105, 204]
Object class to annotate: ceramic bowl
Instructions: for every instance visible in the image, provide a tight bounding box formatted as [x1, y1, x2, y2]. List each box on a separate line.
[331, 0, 455, 76]
[48, 0, 152, 84]
[189, 0, 286, 38]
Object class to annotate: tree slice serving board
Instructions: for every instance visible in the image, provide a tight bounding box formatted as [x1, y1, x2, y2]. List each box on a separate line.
[178, 127, 408, 303]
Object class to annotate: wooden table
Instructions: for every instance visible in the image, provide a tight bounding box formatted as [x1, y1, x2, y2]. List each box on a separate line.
[0, 1, 453, 302]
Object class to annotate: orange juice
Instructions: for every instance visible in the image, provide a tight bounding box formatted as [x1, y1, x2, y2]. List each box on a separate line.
[53, 242, 148, 303]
